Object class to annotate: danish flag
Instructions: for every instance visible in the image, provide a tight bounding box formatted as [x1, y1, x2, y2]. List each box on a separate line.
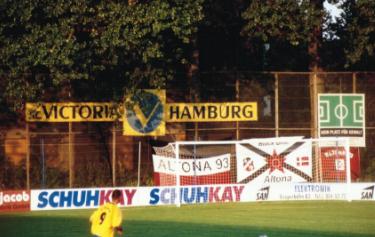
[297, 156, 309, 166]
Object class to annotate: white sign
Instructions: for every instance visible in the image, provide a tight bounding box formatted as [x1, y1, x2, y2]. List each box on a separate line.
[153, 154, 231, 176]
[236, 137, 312, 185]
[29, 183, 375, 211]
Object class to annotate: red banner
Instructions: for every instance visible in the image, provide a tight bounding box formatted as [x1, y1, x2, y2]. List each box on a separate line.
[320, 147, 360, 182]
[0, 190, 30, 212]
[350, 148, 361, 181]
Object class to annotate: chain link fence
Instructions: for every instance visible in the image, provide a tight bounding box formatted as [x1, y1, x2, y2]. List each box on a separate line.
[1, 72, 374, 188]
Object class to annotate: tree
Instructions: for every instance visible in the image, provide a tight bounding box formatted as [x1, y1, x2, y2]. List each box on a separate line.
[240, 0, 375, 71]
[336, 0, 375, 70]
[241, 0, 327, 139]
[241, 0, 326, 71]
[0, 0, 203, 114]
[0, 0, 204, 187]
[199, 0, 250, 71]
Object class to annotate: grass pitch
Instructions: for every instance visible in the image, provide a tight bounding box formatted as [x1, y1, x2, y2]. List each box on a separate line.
[1, 201, 374, 237]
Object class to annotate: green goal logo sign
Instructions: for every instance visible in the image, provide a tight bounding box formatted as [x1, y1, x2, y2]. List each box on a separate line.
[318, 93, 365, 147]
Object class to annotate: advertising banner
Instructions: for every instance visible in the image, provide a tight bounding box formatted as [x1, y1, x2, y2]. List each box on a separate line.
[318, 93, 365, 147]
[255, 183, 348, 201]
[31, 188, 140, 211]
[166, 102, 257, 122]
[26, 103, 122, 122]
[30, 182, 375, 211]
[26, 92, 258, 137]
[251, 183, 375, 202]
[152, 154, 231, 176]
[351, 183, 375, 200]
[236, 137, 312, 185]
[30, 185, 245, 210]
[0, 190, 30, 212]
[320, 147, 361, 182]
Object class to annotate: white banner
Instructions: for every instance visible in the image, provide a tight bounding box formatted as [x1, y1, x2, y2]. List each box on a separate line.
[254, 183, 375, 201]
[236, 137, 312, 185]
[30, 184, 245, 211]
[30, 183, 374, 210]
[153, 154, 230, 176]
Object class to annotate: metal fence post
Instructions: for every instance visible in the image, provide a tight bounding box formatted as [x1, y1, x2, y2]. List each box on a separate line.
[112, 125, 116, 187]
[137, 141, 141, 186]
[41, 138, 45, 188]
[275, 73, 279, 137]
[311, 72, 318, 138]
[68, 122, 74, 188]
[236, 78, 240, 140]
[26, 123, 30, 190]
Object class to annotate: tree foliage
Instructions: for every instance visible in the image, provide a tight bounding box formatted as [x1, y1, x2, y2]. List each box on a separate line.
[1, 0, 374, 116]
[241, 0, 325, 46]
[241, 0, 326, 70]
[240, 0, 375, 71]
[0, 0, 203, 112]
[338, 0, 375, 68]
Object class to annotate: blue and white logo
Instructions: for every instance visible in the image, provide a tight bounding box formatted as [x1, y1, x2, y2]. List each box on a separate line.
[124, 90, 165, 136]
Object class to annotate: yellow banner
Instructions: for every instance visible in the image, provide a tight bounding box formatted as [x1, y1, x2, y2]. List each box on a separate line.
[26, 97, 256, 135]
[26, 103, 122, 122]
[123, 90, 166, 136]
[166, 102, 258, 122]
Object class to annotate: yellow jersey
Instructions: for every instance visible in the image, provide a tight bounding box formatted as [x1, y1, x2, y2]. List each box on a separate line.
[90, 202, 122, 237]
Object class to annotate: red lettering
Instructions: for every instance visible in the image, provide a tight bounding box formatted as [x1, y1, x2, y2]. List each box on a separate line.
[209, 187, 221, 202]
[100, 190, 112, 205]
[124, 189, 136, 205]
[221, 187, 233, 202]
[233, 186, 244, 201]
